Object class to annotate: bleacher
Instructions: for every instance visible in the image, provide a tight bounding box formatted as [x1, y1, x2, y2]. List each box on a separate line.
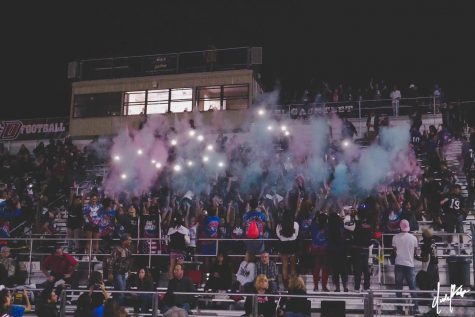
[6, 112, 475, 317]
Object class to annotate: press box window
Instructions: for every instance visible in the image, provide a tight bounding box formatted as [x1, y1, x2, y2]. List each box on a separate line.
[170, 88, 193, 113]
[196, 84, 249, 111]
[124, 91, 146, 115]
[147, 89, 169, 114]
[73, 92, 122, 118]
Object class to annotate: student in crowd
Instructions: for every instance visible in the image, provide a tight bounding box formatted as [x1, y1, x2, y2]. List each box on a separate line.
[275, 210, 299, 289]
[327, 213, 349, 292]
[255, 251, 279, 293]
[234, 253, 256, 293]
[107, 233, 134, 306]
[163, 263, 196, 314]
[311, 213, 329, 292]
[392, 219, 420, 315]
[244, 275, 276, 317]
[83, 194, 102, 261]
[204, 251, 232, 292]
[40, 244, 79, 289]
[167, 215, 190, 278]
[128, 267, 155, 315]
[278, 275, 311, 317]
[0, 289, 31, 317]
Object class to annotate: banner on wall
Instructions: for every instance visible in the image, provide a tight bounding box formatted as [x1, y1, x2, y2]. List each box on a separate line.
[0, 117, 69, 141]
[144, 54, 178, 74]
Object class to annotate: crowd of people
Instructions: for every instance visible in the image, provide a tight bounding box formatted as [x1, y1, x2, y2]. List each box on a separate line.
[0, 107, 474, 316]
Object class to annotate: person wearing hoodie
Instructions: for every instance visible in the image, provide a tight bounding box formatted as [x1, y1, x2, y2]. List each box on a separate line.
[167, 214, 190, 278]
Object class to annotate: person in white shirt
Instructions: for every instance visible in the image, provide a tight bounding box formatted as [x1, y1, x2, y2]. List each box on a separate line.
[390, 85, 402, 117]
[235, 253, 256, 292]
[392, 219, 419, 314]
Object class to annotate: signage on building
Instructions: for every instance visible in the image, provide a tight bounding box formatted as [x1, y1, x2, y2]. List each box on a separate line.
[144, 54, 178, 74]
[0, 118, 69, 141]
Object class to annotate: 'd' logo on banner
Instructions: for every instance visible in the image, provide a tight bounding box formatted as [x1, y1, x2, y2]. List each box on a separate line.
[0, 121, 22, 140]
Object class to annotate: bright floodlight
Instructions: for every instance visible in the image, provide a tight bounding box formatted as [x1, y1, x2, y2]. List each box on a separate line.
[207, 144, 214, 151]
[189, 130, 196, 137]
[281, 125, 287, 131]
[170, 139, 177, 146]
[342, 140, 350, 148]
[137, 149, 143, 155]
[203, 156, 209, 163]
[155, 162, 162, 169]
[284, 131, 290, 136]
[258, 109, 265, 116]
[174, 164, 182, 172]
[187, 160, 193, 166]
[121, 174, 127, 180]
[267, 125, 273, 131]
[218, 161, 225, 168]
[197, 135, 204, 142]
[151, 159, 156, 164]
[113, 155, 121, 161]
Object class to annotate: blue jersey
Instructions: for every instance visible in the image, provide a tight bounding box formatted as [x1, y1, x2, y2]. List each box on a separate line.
[205, 215, 220, 238]
[243, 210, 267, 238]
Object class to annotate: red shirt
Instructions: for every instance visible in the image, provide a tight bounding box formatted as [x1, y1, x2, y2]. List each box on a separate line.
[41, 253, 77, 274]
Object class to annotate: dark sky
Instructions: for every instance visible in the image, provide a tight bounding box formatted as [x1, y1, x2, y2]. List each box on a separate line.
[3, 1, 475, 119]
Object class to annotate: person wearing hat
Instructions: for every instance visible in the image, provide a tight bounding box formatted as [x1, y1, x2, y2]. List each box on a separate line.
[40, 244, 79, 289]
[415, 228, 439, 289]
[107, 233, 133, 305]
[392, 219, 419, 314]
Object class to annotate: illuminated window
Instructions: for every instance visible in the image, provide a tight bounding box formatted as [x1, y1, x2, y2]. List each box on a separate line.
[124, 91, 146, 115]
[170, 88, 193, 113]
[147, 89, 169, 114]
[196, 84, 249, 111]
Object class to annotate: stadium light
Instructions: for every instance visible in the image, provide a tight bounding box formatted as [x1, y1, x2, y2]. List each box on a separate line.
[203, 156, 209, 163]
[197, 135, 204, 142]
[189, 130, 196, 137]
[137, 149, 143, 155]
[174, 164, 182, 172]
[207, 144, 214, 151]
[155, 162, 162, 169]
[113, 155, 121, 161]
[187, 160, 193, 167]
[258, 109, 265, 116]
[170, 139, 177, 146]
[121, 174, 127, 179]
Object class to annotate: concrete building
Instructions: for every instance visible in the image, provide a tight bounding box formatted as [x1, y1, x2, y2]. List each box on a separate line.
[67, 47, 263, 138]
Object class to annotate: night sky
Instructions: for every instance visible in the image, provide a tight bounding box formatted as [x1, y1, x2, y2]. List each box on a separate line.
[4, 1, 475, 120]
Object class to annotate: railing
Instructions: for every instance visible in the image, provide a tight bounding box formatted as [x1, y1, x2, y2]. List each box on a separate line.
[7, 230, 473, 288]
[50, 288, 475, 317]
[275, 96, 436, 120]
[3, 286, 473, 317]
[77, 47, 256, 81]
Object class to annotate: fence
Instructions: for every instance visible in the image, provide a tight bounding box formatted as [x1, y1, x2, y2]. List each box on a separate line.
[76, 47, 256, 81]
[3, 286, 473, 317]
[6, 223, 475, 289]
